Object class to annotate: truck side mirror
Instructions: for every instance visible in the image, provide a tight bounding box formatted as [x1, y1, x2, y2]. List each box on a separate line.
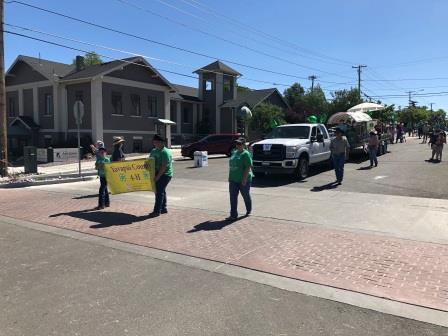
[310, 136, 317, 142]
[317, 134, 324, 142]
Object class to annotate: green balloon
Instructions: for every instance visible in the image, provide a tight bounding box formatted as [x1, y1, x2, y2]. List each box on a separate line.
[307, 115, 317, 123]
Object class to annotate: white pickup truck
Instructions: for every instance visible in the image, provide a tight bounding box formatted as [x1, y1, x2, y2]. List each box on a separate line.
[251, 123, 332, 180]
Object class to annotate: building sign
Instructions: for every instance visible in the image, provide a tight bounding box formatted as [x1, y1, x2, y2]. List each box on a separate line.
[53, 148, 79, 162]
[37, 148, 48, 163]
[104, 158, 155, 195]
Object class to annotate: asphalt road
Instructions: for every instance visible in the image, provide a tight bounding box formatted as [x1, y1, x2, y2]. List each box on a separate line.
[174, 137, 448, 200]
[1, 220, 446, 336]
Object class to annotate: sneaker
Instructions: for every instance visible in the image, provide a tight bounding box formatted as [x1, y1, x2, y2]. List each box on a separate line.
[148, 212, 160, 218]
[105, 204, 110, 208]
[95, 206, 105, 210]
[161, 209, 168, 214]
[245, 211, 251, 217]
[225, 216, 238, 221]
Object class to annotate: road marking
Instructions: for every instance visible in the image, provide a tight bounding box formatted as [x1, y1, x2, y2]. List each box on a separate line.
[374, 175, 388, 180]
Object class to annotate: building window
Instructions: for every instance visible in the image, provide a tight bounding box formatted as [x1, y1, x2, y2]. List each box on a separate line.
[131, 94, 141, 116]
[75, 91, 84, 102]
[8, 97, 16, 117]
[112, 92, 123, 115]
[133, 139, 143, 153]
[44, 94, 53, 116]
[224, 79, 231, 92]
[183, 107, 191, 124]
[44, 136, 52, 148]
[148, 96, 158, 117]
[205, 80, 213, 92]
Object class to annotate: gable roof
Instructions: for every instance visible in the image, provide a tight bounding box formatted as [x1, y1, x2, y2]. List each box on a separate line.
[221, 88, 288, 109]
[9, 116, 40, 130]
[61, 56, 175, 90]
[194, 61, 241, 76]
[171, 84, 201, 102]
[8, 55, 75, 80]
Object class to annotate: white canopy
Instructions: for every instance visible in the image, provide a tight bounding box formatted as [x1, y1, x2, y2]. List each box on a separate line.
[347, 102, 385, 113]
[327, 111, 372, 124]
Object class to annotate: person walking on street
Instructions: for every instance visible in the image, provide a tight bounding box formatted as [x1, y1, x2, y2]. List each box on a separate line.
[111, 136, 126, 162]
[436, 131, 446, 162]
[428, 130, 439, 161]
[95, 147, 110, 210]
[422, 123, 429, 144]
[368, 130, 379, 167]
[149, 134, 173, 217]
[330, 128, 350, 185]
[227, 138, 253, 221]
[90, 140, 105, 160]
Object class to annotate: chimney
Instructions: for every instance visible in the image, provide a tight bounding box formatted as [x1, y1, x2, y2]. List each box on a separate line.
[75, 56, 85, 72]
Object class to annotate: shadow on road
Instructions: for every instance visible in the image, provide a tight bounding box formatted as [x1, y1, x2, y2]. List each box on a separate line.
[357, 166, 373, 170]
[187, 218, 243, 233]
[49, 209, 149, 228]
[72, 194, 99, 200]
[310, 182, 339, 192]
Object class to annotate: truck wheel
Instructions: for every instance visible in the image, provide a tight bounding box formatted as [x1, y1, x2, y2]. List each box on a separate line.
[296, 156, 309, 180]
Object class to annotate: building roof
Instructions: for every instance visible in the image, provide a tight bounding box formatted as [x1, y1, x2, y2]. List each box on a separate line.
[194, 61, 241, 76]
[171, 84, 201, 102]
[14, 55, 75, 79]
[221, 88, 279, 109]
[9, 116, 40, 130]
[62, 57, 141, 81]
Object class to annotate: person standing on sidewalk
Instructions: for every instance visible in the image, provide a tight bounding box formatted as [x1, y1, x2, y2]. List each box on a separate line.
[368, 130, 379, 168]
[95, 147, 110, 210]
[111, 136, 126, 162]
[330, 128, 350, 185]
[436, 131, 446, 162]
[149, 134, 173, 218]
[227, 138, 253, 221]
[90, 140, 104, 160]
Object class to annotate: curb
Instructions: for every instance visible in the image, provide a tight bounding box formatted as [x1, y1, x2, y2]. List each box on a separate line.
[0, 175, 96, 189]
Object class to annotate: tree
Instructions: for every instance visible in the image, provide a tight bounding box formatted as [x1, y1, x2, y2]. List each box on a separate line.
[250, 103, 285, 134]
[397, 106, 430, 126]
[328, 88, 363, 115]
[283, 82, 305, 107]
[237, 85, 251, 93]
[73, 51, 102, 67]
[369, 104, 396, 123]
[303, 86, 328, 120]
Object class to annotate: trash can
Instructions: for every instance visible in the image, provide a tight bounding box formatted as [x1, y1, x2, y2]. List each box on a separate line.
[194, 151, 208, 168]
[24, 146, 38, 174]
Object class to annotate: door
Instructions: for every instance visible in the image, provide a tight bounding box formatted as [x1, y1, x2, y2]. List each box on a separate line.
[319, 125, 331, 160]
[309, 127, 321, 164]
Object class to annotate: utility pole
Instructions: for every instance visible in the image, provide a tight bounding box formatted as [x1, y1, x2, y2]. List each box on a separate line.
[308, 75, 317, 92]
[0, 0, 7, 177]
[352, 65, 367, 100]
[430, 103, 435, 112]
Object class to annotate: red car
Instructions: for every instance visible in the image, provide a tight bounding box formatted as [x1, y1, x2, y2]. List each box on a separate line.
[181, 134, 241, 158]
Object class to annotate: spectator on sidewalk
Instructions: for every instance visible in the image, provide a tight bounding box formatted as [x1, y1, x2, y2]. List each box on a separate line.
[227, 138, 253, 221]
[90, 140, 104, 160]
[95, 147, 110, 210]
[149, 134, 173, 218]
[368, 130, 379, 168]
[111, 136, 126, 162]
[330, 128, 350, 185]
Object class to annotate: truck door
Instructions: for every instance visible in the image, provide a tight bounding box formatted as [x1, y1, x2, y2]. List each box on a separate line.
[309, 126, 321, 164]
[319, 125, 331, 160]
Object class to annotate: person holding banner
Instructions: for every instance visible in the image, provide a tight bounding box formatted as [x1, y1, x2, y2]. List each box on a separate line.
[149, 134, 173, 217]
[95, 147, 110, 210]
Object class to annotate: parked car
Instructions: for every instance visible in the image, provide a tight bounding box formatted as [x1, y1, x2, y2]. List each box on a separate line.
[181, 134, 241, 158]
[250, 123, 331, 180]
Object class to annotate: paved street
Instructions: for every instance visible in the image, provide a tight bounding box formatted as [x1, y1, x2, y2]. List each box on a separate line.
[1, 137, 448, 334]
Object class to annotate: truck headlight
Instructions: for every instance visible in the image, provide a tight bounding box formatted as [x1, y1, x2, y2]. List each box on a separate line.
[285, 146, 298, 158]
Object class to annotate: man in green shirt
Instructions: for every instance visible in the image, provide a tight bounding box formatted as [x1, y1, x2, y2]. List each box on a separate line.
[149, 134, 173, 217]
[227, 138, 253, 220]
[95, 147, 110, 210]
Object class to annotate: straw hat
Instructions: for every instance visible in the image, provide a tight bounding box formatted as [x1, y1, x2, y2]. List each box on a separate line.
[112, 136, 125, 145]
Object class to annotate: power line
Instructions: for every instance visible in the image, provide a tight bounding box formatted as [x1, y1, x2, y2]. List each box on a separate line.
[178, 0, 354, 66]
[5, 1, 353, 85]
[115, 0, 354, 79]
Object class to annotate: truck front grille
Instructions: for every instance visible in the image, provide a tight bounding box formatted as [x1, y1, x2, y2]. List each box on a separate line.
[252, 144, 285, 161]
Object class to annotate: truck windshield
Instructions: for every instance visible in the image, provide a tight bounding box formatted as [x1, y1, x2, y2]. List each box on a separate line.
[268, 126, 310, 139]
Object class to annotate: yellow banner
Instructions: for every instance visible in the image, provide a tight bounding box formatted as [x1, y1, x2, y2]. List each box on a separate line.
[104, 158, 155, 195]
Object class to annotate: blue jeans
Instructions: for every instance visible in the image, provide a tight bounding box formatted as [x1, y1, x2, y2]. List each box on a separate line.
[154, 175, 171, 214]
[368, 145, 378, 166]
[229, 181, 252, 218]
[98, 176, 110, 207]
[332, 153, 345, 182]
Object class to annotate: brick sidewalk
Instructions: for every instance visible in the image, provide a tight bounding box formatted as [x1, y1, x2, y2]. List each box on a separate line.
[1, 189, 447, 311]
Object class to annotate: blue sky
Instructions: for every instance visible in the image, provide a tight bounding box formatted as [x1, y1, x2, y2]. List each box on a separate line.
[5, 0, 448, 110]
